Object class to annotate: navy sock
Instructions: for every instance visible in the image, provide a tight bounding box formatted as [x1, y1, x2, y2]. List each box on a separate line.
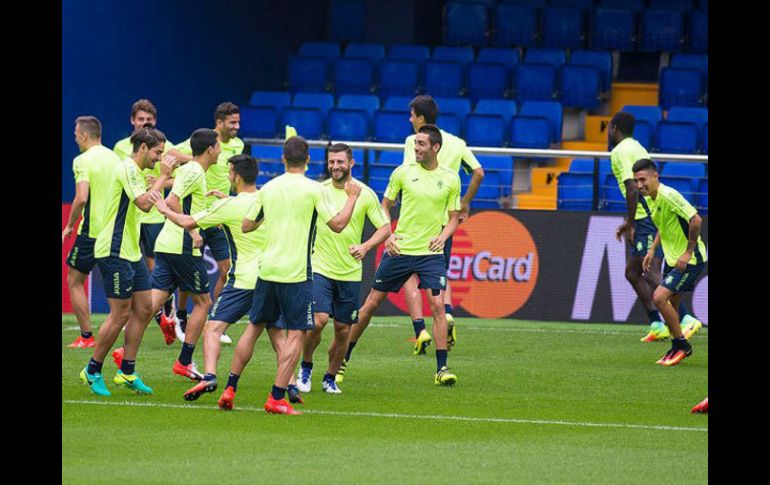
[678, 302, 689, 318]
[120, 359, 135, 376]
[323, 372, 334, 382]
[301, 360, 313, 370]
[345, 341, 357, 361]
[436, 350, 448, 372]
[647, 310, 661, 323]
[178, 342, 195, 366]
[444, 304, 453, 315]
[226, 373, 240, 391]
[163, 296, 174, 315]
[177, 310, 188, 331]
[154, 311, 162, 324]
[87, 358, 103, 375]
[81, 331, 93, 339]
[204, 373, 216, 382]
[288, 384, 299, 392]
[271, 385, 286, 400]
[412, 319, 426, 338]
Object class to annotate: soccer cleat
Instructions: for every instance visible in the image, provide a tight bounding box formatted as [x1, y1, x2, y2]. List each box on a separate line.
[657, 339, 693, 366]
[297, 366, 312, 393]
[682, 315, 703, 340]
[413, 329, 432, 356]
[80, 368, 111, 396]
[446, 314, 457, 351]
[264, 395, 302, 415]
[219, 332, 232, 345]
[68, 335, 95, 348]
[641, 321, 670, 342]
[335, 359, 347, 384]
[173, 360, 204, 381]
[287, 385, 304, 404]
[434, 366, 457, 386]
[184, 379, 218, 401]
[691, 397, 708, 414]
[113, 371, 153, 395]
[112, 347, 124, 368]
[322, 378, 342, 394]
[218, 386, 236, 410]
[159, 313, 177, 345]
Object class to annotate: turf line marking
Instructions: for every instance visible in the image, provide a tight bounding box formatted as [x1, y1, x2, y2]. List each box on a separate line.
[62, 399, 707, 433]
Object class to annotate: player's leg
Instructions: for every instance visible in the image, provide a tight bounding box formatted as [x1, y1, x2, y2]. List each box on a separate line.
[442, 235, 456, 350]
[403, 274, 427, 340]
[321, 279, 359, 393]
[345, 288, 388, 360]
[417, 254, 456, 385]
[627, 255, 665, 339]
[218, 321, 265, 410]
[653, 286, 691, 366]
[297, 312, 327, 392]
[114, 271, 155, 396]
[177, 290, 190, 336]
[202, 226, 233, 345]
[65, 235, 97, 348]
[214, 259, 230, 301]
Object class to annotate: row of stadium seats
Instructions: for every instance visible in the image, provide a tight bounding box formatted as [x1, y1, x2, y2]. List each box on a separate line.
[623, 105, 708, 154]
[444, 0, 706, 11]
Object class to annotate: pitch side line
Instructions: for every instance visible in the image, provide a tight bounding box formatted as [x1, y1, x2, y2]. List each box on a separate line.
[62, 399, 707, 433]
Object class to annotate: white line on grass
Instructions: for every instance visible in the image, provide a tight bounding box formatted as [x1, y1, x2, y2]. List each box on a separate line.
[62, 399, 707, 433]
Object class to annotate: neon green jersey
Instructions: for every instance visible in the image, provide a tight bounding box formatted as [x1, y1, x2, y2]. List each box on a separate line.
[245, 173, 336, 283]
[72, 145, 121, 238]
[193, 191, 264, 289]
[174, 136, 244, 205]
[94, 158, 151, 262]
[610, 137, 654, 220]
[312, 179, 389, 281]
[154, 160, 208, 256]
[649, 184, 708, 267]
[384, 163, 461, 256]
[113, 136, 175, 224]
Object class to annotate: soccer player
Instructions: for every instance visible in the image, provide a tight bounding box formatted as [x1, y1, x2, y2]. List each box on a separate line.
[634, 159, 707, 366]
[63, 116, 121, 349]
[216, 136, 361, 414]
[148, 154, 262, 401]
[609, 112, 702, 342]
[294, 143, 391, 395]
[400, 95, 484, 354]
[342, 125, 462, 386]
[168, 102, 243, 345]
[80, 126, 175, 396]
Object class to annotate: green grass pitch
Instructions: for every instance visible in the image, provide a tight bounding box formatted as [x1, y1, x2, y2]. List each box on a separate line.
[62, 314, 708, 484]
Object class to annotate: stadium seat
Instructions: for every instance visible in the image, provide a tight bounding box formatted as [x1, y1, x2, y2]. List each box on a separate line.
[280, 107, 324, 139]
[328, 0, 365, 42]
[476, 155, 514, 195]
[591, 8, 637, 52]
[493, 4, 538, 48]
[343, 42, 385, 63]
[333, 57, 375, 95]
[660, 161, 706, 178]
[432, 46, 475, 65]
[252, 145, 285, 185]
[299, 41, 341, 60]
[649, 0, 694, 11]
[292, 92, 335, 117]
[368, 163, 396, 195]
[437, 113, 463, 137]
[388, 44, 431, 63]
[569, 158, 595, 173]
[337, 94, 380, 120]
[633, 120, 654, 150]
[570, 50, 613, 92]
[600, 0, 645, 11]
[560, 65, 601, 109]
[444, 2, 489, 46]
[477, 47, 520, 72]
[513, 64, 557, 102]
[377, 59, 419, 99]
[306, 147, 328, 178]
[687, 9, 708, 54]
[558, 172, 594, 211]
[350, 149, 365, 179]
[600, 173, 626, 212]
[670, 54, 708, 81]
[461, 167, 501, 207]
[468, 62, 509, 102]
[702, 122, 708, 154]
[523, 48, 566, 68]
[327, 108, 370, 141]
[510, 116, 552, 148]
[424, 60, 465, 97]
[654, 121, 699, 154]
[621, 105, 663, 128]
[667, 107, 708, 134]
[239, 106, 279, 139]
[659, 175, 696, 204]
[287, 56, 329, 92]
[519, 100, 562, 143]
[383, 96, 413, 112]
[475, 99, 518, 122]
[374, 109, 412, 142]
[659, 67, 705, 109]
[248, 91, 292, 114]
[465, 114, 507, 147]
[696, 178, 707, 214]
[640, 9, 685, 52]
[434, 97, 472, 119]
[542, 6, 585, 49]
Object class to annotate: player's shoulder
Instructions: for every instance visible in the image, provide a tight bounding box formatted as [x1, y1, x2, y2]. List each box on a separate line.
[356, 179, 380, 200]
[438, 164, 459, 178]
[440, 129, 465, 146]
[229, 136, 245, 148]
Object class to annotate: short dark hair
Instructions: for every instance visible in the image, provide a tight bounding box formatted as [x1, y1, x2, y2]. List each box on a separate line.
[611, 112, 635, 137]
[215, 102, 240, 122]
[76, 116, 102, 139]
[632, 158, 658, 173]
[328, 143, 352, 161]
[409, 95, 438, 124]
[418, 124, 442, 148]
[228, 154, 258, 185]
[130, 124, 167, 153]
[190, 128, 219, 156]
[131, 99, 157, 119]
[283, 136, 309, 166]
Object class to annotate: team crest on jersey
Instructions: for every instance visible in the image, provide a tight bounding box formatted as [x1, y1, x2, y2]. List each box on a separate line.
[351, 310, 358, 321]
[636, 242, 643, 252]
[437, 181, 444, 189]
[439, 276, 446, 287]
[665, 275, 674, 285]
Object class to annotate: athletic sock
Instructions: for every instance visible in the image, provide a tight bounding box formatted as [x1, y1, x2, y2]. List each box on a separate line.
[436, 350, 448, 372]
[87, 358, 103, 375]
[154, 311, 162, 325]
[301, 360, 313, 370]
[204, 373, 216, 382]
[177, 309, 188, 332]
[647, 310, 662, 323]
[226, 373, 240, 391]
[81, 331, 93, 339]
[120, 359, 135, 376]
[163, 295, 174, 316]
[412, 319, 426, 338]
[444, 304, 453, 315]
[271, 385, 287, 401]
[345, 341, 357, 361]
[323, 372, 334, 382]
[178, 342, 195, 366]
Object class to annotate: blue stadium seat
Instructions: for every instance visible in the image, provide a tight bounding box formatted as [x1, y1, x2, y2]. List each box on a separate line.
[660, 161, 706, 178]
[474, 99, 518, 122]
[468, 62, 509, 102]
[350, 149, 365, 179]
[493, 4, 538, 48]
[569, 158, 595, 173]
[621, 105, 663, 128]
[288, 56, 329, 93]
[523, 48, 567, 68]
[424, 61, 465, 97]
[600, 173, 625, 212]
[281, 107, 324, 139]
[374, 110, 412, 142]
[383, 96, 414, 111]
[670, 54, 708, 81]
[306, 147, 328, 178]
[633, 120, 654, 150]
[659, 175, 696, 204]
[337, 94, 380, 120]
[477, 48, 520, 72]
[444, 2, 489, 46]
[466, 114, 507, 147]
[239, 106, 279, 139]
[328, 108, 370, 141]
[299, 41, 341, 60]
[477, 155, 514, 196]
[510, 116, 552, 148]
[333, 57, 375, 95]
[542, 6, 585, 49]
[432, 46, 475, 65]
[328, 0, 365, 42]
[377, 151, 403, 165]
[640, 9, 685, 52]
[570, 50, 613, 92]
[514, 64, 557, 102]
[519, 100, 562, 143]
[654, 121, 699, 154]
[343, 42, 385, 63]
[292, 92, 335, 117]
[248, 91, 292, 114]
[558, 172, 594, 211]
[560, 65, 601, 109]
[388, 44, 430, 63]
[702, 122, 708, 154]
[437, 113, 463, 137]
[434, 97, 472, 118]
[461, 168, 500, 207]
[591, 8, 637, 52]
[659, 67, 705, 109]
[377, 59, 419, 99]
[368, 163, 396, 195]
[687, 9, 708, 54]
[696, 178, 707, 214]
[600, 0, 645, 11]
[649, 0, 694, 11]
[667, 107, 708, 134]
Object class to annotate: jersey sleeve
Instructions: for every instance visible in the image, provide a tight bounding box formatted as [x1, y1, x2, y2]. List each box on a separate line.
[610, 148, 633, 183]
[174, 138, 193, 156]
[447, 174, 462, 212]
[665, 188, 698, 222]
[171, 166, 204, 199]
[460, 144, 481, 174]
[119, 164, 148, 203]
[402, 136, 416, 165]
[313, 184, 335, 225]
[364, 188, 389, 228]
[72, 156, 88, 183]
[383, 166, 403, 201]
[245, 191, 263, 221]
[193, 197, 233, 229]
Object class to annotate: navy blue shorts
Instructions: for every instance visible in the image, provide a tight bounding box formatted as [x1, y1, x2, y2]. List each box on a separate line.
[66, 234, 97, 274]
[201, 226, 230, 262]
[151, 252, 210, 294]
[372, 253, 447, 293]
[443, 235, 454, 269]
[661, 262, 705, 293]
[249, 279, 314, 331]
[313, 273, 361, 324]
[209, 282, 253, 324]
[631, 217, 664, 258]
[97, 256, 152, 300]
[140, 223, 164, 258]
